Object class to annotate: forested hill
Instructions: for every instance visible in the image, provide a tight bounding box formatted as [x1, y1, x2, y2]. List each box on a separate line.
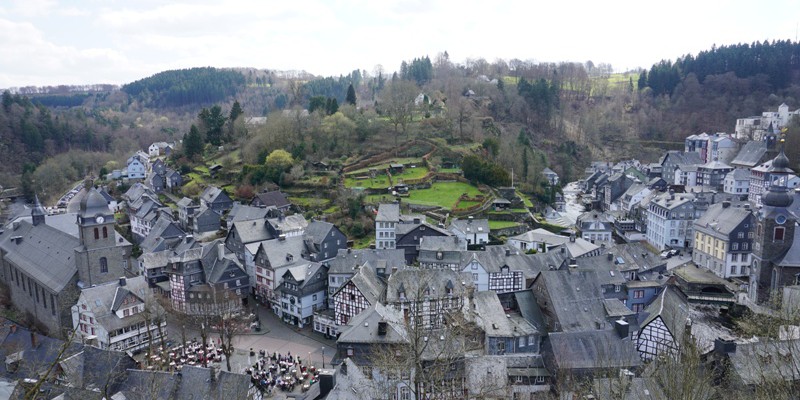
[122, 67, 246, 107]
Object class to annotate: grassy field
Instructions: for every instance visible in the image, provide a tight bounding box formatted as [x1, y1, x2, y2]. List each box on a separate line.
[289, 197, 331, 209]
[346, 158, 424, 175]
[518, 192, 534, 208]
[438, 168, 462, 174]
[393, 166, 429, 182]
[345, 175, 392, 189]
[405, 182, 484, 209]
[488, 220, 522, 230]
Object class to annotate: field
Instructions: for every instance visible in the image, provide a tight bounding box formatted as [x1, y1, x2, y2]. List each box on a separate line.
[346, 158, 423, 175]
[344, 176, 392, 189]
[405, 182, 484, 209]
[488, 220, 522, 230]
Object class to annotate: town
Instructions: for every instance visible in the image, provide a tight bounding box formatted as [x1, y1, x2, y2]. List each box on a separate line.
[0, 97, 799, 400]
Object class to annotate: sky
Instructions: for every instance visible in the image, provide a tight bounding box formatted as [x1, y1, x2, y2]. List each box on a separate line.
[0, 0, 798, 88]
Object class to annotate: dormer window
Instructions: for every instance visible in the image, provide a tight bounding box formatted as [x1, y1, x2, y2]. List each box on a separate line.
[436, 252, 443, 260]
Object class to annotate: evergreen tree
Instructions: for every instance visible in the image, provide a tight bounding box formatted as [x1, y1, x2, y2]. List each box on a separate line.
[346, 83, 357, 106]
[637, 69, 648, 90]
[184, 124, 204, 160]
[229, 100, 243, 122]
[199, 105, 227, 146]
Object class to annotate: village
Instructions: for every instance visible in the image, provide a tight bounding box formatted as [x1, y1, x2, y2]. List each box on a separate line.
[1, 103, 800, 399]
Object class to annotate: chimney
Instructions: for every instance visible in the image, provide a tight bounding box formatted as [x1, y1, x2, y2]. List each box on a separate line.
[119, 277, 126, 286]
[570, 235, 576, 243]
[278, 234, 286, 241]
[615, 319, 630, 338]
[505, 248, 511, 256]
[217, 243, 225, 261]
[318, 369, 336, 396]
[722, 201, 731, 208]
[607, 253, 614, 261]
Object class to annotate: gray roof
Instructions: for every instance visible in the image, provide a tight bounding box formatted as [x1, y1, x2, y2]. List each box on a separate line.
[173, 366, 251, 400]
[59, 346, 136, 393]
[340, 264, 386, 305]
[639, 285, 690, 344]
[227, 203, 271, 223]
[0, 219, 79, 292]
[592, 377, 667, 400]
[253, 190, 290, 208]
[256, 235, 308, 268]
[337, 303, 408, 344]
[509, 229, 570, 247]
[603, 299, 635, 318]
[267, 214, 308, 234]
[449, 218, 489, 236]
[727, 339, 800, 385]
[548, 329, 642, 370]
[420, 235, 467, 252]
[79, 276, 157, 333]
[385, 268, 472, 303]
[661, 151, 703, 167]
[700, 159, 732, 170]
[176, 197, 194, 208]
[535, 270, 608, 332]
[777, 223, 800, 267]
[731, 140, 768, 168]
[472, 291, 538, 337]
[139, 217, 186, 253]
[727, 168, 751, 181]
[200, 240, 247, 284]
[230, 219, 274, 245]
[650, 192, 695, 210]
[693, 202, 751, 237]
[376, 203, 400, 222]
[305, 220, 338, 245]
[327, 248, 406, 275]
[200, 186, 230, 205]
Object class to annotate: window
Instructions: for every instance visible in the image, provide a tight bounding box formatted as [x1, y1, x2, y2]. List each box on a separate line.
[100, 258, 108, 273]
[732, 242, 738, 250]
[123, 309, 129, 317]
[731, 265, 737, 274]
[519, 336, 526, 347]
[633, 290, 644, 299]
[102, 226, 108, 239]
[93, 228, 99, 240]
[738, 232, 745, 239]
[775, 227, 785, 241]
[472, 273, 478, 281]
[313, 294, 317, 301]
[614, 285, 621, 293]
[536, 376, 546, 384]
[346, 348, 354, 356]
[731, 253, 739, 262]
[742, 243, 749, 250]
[497, 341, 505, 354]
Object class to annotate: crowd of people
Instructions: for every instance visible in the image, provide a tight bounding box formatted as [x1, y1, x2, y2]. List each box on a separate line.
[247, 349, 320, 394]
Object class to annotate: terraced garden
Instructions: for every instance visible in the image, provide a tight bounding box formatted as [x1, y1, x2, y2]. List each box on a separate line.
[405, 182, 485, 209]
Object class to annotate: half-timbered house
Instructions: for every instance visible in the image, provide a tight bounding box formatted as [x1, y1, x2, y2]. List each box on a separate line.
[333, 264, 386, 326]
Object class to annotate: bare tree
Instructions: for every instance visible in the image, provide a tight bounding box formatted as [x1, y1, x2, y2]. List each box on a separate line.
[382, 80, 419, 146]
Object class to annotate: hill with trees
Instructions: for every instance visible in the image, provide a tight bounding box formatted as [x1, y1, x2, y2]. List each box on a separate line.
[122, 67, 246, 107]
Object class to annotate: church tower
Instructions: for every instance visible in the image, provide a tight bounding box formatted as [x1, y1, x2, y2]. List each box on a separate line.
[74, 187, 130, 287]
[31, 195, 47, 227]
[750, 145, 795, 303]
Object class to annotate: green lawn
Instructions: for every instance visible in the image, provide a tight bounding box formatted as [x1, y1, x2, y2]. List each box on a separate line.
[194, 166, 210, 174]
[455, 200, 481, 209]
[186, 172, 205, 183]
[439, 168, 462, 174]
[364, 194, 397, 204]
[345, 175, 392, 190]
[393, 166, 429, 182]
[346, 158, 423, 175]
[517, 192, 534, 208]
[405, 182, 484, 209]
[488, 220, 522, 230]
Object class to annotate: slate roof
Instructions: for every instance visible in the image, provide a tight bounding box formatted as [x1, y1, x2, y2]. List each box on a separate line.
[339, 264, 386, 305]
[449, 218, 489, 236]
[172, 366, 251, 399]
[660, 151, 703, 167]
[80, 276, 157, 334]
[385, 269, 472, 303]
[267, 214, 308, 234]
[565, 238, 601, 258]
[59, 346, 136, 393]
[139, 217, 186, 253]
[230, 219, 274, 245]
[727, 168, 751, 181]
[337, 303, 408, 345]
[535, 270, 607, 332]
[176, 197, 194, 208]
[200, 186, 230, 206]
[731, 140, 768, 168]
[472, 291, 538, 337]
[509, 229, 570, 247]
[0, 324, 83, 379]
[592, 377, 667, 400]
[603, 299, 635, 318]
[548, 329, 642, 371]
[256, 235, 307, 268]
[253, 190, 290, 209]
[376, 203, 400, 221]
[200, 240, 247, 284]
[727, 339, 800, 385]
[693, 202, 751, 237]
[420, 235, 467, 252]
[606, 242, 665, 273]
[227, 203, 271, 223]
[650, 192, 695, 210]
[395, 221, 450, 238]
[0, 219, 79, 292]
[639, 285, 690, 343]
[304, 220, 338, 245]
[327, 248, 406, 275]
[776, 224, 800, 267]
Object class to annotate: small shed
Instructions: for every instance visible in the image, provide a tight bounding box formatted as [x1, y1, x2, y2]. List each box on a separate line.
[389, 164, 405, 174]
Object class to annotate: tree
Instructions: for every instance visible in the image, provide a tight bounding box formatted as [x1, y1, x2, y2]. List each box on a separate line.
[383, 80, 418, 145]
[227, 100, 245, 140]
[346, 83, 357, 106]
[199, 105, 227, 146]
[183, 124, 204, 160]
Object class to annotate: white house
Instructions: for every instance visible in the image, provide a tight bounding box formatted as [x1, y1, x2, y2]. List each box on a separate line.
[645, 192, 698, 250]
[723, 169, 751, 195]
[448, 217, 489, 245]
[148, 141, 173, 157]
[126, 154, 147, 180]
[375, 204, 399, 250]
[71, 276, 166, 352]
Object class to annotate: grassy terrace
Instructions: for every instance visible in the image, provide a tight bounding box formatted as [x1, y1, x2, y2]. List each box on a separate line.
[345, 175, 392, 189]
[488, 220, 522, 230]
[346, 158, 423, 175]
[405, 182, 484, 209]
[289, 197, 331, 209]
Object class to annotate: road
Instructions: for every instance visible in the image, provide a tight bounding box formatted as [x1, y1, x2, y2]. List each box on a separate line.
[545, 181, 585, 227]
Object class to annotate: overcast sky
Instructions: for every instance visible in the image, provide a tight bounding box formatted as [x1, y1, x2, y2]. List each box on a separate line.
[1, 0, 798, 88]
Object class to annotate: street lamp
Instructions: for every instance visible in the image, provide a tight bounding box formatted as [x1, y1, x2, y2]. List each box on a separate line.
[308, 351, 311, 368]
[321, 346, 325, 368]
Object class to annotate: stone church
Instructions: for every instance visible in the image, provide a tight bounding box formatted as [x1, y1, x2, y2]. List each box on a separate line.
[0, 188, 133, 336]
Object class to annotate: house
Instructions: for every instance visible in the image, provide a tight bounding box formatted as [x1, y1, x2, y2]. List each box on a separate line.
[659, 151, 703, 187]
[176, 197, 199, 231]
[151, 158, 166, 176]
[471, 291, 541, 355]
[335, 303, 408, 365]
[418, 236, 468, 270]
[375, 203, 400, 250]
[97, 187, 119, 212]
[325, 248, 406, 308]
[250, 235, 306, 306]
[530, 270, 610, 333]
[165, 241, 250, 314]
[507, 229, 570, 253]
[730, 140, 769, 169]
[724, 168, 751, 195]
[692, 201, 753, 279]
[673, 164, 699, 186]
[542, 167, 559, 186]
[458, 246, 533, 293]
[123, 183, 164, 242]
[276, 262, 327, 328]
[199, 186, 233, 215]
[576, 212, 614, 243]
[385, 268, 472, 329]
[448, 217, 489, 246]
[618, 183, 651, 213]
[138, 216, 187, 254]
[332, 263, 386, 327]
[71, 276, 166, 352]
[0, 190, 133, 336]
[645, 191, 698, 250]
[546, 329, 641, 378]
[137, 235, 198, 286]
[396, 221, 452, 264]
[148, 141, 173, 157]
[304, 220, 348, 261]
[165, 168, 183, 191]
[601, 173, 634, 211]
[192, 206, 221, 235]
[145, 171, 165, 193]
[126, 154, 147, 180]
[251, 190, 291, 212]
[711, 338, 800, 390]
[636, 285, 688, 360]
[697, 159, 734, 190]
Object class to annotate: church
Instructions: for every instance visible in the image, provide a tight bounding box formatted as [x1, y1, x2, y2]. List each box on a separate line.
[0, 187, 133, 336]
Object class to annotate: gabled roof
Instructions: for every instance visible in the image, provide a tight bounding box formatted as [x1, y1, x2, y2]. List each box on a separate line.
[200, 240, 247, 284]
[449, 218, 490, 236]
[776, 223, 800, 267]
[660, 151, 703, 167]
[255, 235, 307, 268]
[731, 141, 768, 168]
[385, 269, 472, 303]
[327, 248, 406, 275]
[726, 168, 751, 181]
[639, 285, 689, 343]
[139, 217, 186, 253]
[548, 329, 641, 371]
[509, 228, 570, 246]
[227, 203, 271, 223]
[472, 291, 538, 337]
[693, 202, 751, 237]
[229, 219, 273, 245]
[79, 276, 157, 333]
[59, 346, 136, 393]
[253, 190, 290, 208]
[727, 339, 800, 385]
[267, 214, 308, 234]
[176, 197, 194, 208]
[337, 263, 386, 305]
[0, 220, 79, 292]
[200, 186, 231, 205]
[534, 270, 607, 332]
[337, 303, 408, 345]
[304, 220, 339, 246]
[376, 203, 400, 222]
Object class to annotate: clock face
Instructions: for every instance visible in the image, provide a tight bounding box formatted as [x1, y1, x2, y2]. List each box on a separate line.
[95, 216, 105, 224]
[776, 215, 787, 225]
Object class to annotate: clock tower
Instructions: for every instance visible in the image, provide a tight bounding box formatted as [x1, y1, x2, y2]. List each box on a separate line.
[74, 187, 131, 287]
[750, 145, 795, 304]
